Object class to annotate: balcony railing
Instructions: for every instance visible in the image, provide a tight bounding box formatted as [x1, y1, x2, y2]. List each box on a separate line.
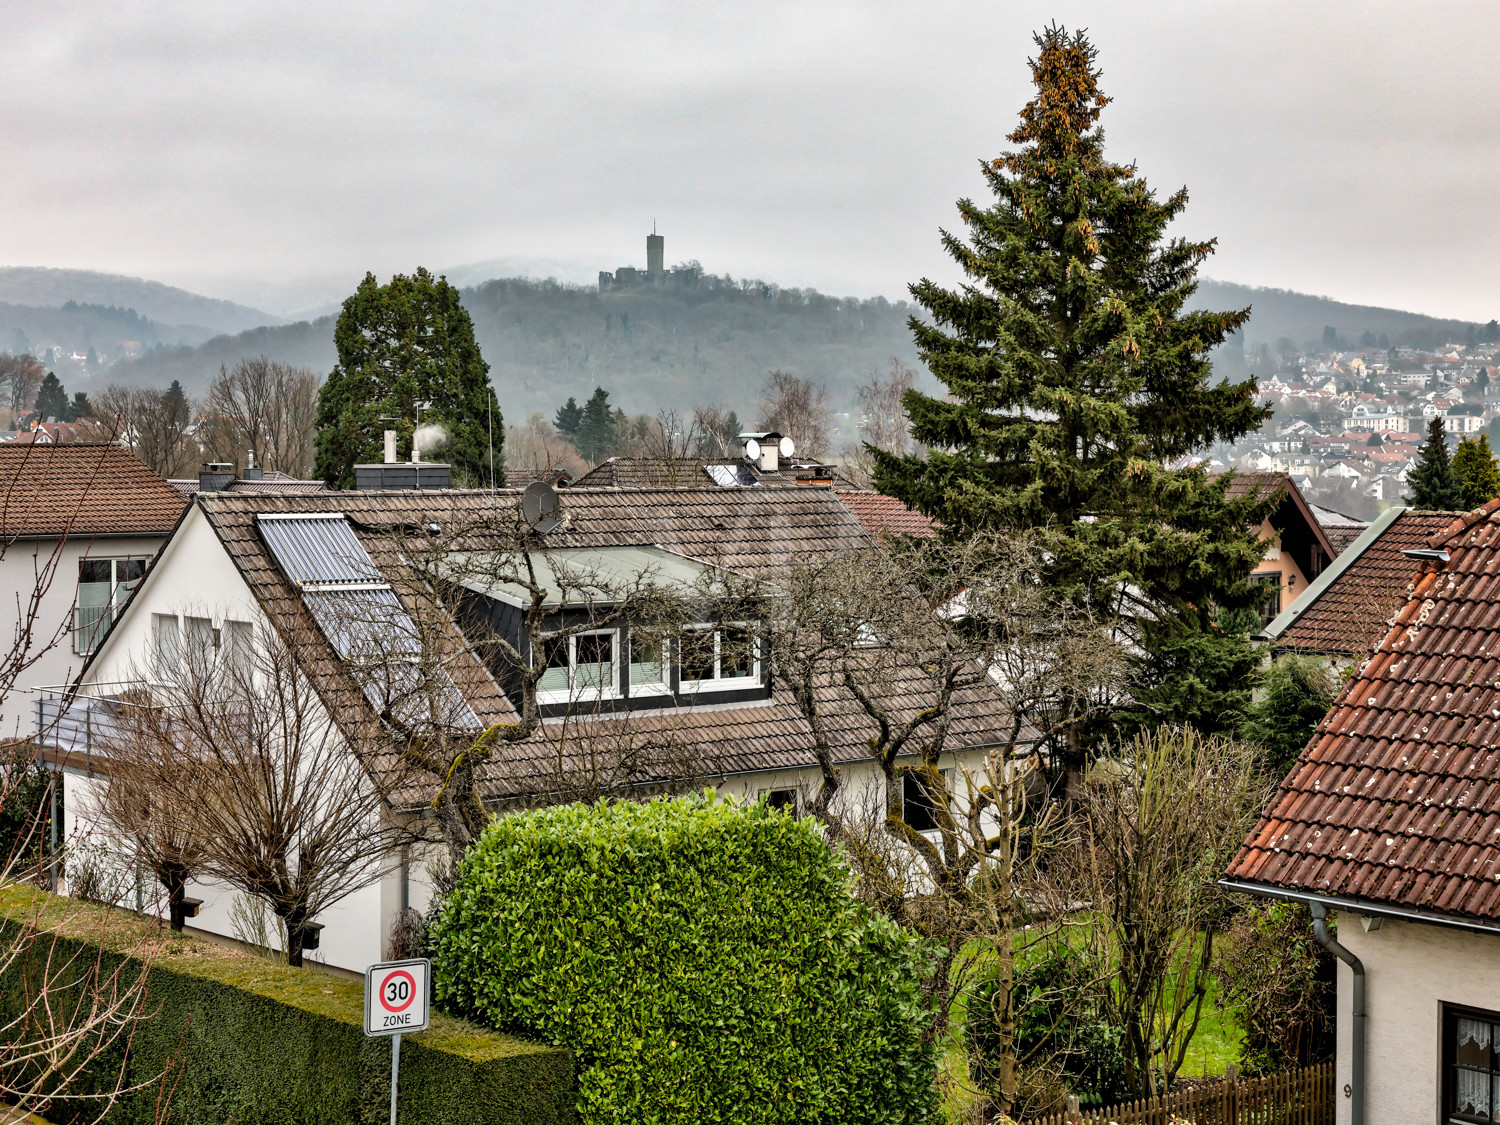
[33, 690, 132, 762]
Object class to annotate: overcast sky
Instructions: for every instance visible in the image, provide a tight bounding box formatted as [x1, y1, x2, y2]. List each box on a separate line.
[4, 1, 1497, 320]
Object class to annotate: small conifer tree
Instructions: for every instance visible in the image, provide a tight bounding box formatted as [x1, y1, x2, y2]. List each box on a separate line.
[553, 396, 582, 437]
[1406, 416, 1463, 509]
[1453, 433, 1500, 510]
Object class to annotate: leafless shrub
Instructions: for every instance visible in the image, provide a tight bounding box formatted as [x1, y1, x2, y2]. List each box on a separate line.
[758, 370, 830, 457]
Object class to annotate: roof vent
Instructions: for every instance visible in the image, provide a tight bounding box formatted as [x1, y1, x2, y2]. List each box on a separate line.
[198, 463, 236, 493]
[1401, 548, 1451, 563]
[243, 450, 263, 481]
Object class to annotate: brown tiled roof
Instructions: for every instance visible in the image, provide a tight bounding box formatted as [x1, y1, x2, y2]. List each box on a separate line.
[169, 475, 330, 496]
[835, 492, 938, 539]
[0, 443, 188, 539]
[1227, 497, 1500, 923]
[1322, 522, 1369, 557]
[572, 457, 860, 491]
[191, 487, 1007, 807]
[1274, 509, 1461, 656]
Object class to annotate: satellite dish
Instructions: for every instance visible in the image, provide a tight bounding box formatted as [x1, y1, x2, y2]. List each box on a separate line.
[744, 438, 762, 463]
[521, 481, 564, 534]
[778, 436, 795, 458]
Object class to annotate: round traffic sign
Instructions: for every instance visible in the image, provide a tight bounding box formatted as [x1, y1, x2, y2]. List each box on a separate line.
[379, 969, 416, 1013]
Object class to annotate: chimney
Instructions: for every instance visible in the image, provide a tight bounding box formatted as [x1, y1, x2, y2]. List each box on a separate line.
[384, 430, 399, 464]
[198, 463, 236, 493]
[243, 450, 263, 481]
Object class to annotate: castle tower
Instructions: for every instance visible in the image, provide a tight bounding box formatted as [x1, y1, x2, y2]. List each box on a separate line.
[646, 230, 664, 275]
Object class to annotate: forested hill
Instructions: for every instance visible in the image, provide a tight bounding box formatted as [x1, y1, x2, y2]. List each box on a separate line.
[112, 277, 925, 419]
[101, 273, 1491, 418]
[0, 268, 277, 336]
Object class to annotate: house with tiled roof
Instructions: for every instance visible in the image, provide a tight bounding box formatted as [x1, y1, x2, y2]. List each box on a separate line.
[37, 483, 1008, 972]
[1224, 498, 1500, 1124]
[834, 492, 937, 540]
[1221, 472, 1339, 625]
[0, 443, 188, 732]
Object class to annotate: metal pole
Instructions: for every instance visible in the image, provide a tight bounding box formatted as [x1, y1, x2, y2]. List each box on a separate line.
[389, 1031, 401, 1125]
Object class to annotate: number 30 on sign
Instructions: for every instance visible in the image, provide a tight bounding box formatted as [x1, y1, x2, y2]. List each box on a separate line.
[364, 958, 431, 1036]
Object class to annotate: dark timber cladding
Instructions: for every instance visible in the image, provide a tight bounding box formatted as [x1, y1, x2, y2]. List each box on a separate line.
[1227, 497, 1500, 923]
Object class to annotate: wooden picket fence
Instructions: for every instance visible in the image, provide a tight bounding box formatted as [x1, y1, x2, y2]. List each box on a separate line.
[1022, 1061, 1335, 1125]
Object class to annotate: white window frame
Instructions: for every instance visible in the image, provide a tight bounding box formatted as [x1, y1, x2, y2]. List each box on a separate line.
[626, 630, 671, 697]
[678, 623, 760, 693]
[535, 628, 621, 705]
[73, 556, 147, 655]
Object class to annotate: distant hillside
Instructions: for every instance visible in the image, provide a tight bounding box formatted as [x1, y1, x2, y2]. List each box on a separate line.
[0, 268, 278, 336]
[112, 276, 925, 419]
[101, 271, 1492, 418]
[0, 301, 216, 358]
[1192, 280, 1481, 352]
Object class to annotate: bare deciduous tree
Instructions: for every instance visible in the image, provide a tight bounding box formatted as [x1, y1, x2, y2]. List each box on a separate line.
[199, 357, 320, 477]
[503, 414, 588, 479]
[79, 386, 199, 478]
[1067, 725, 1267, 1095]
[762, 531, 1126, 1069]
[105, 617, 405, 966]
[758, 370, 830, 457]
[0, 353, 46, 422]
[842, 358, 920, 488]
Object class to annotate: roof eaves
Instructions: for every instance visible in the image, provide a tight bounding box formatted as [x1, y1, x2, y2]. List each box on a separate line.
[1218, 878, 1500, 938]
[1258, 504, 1405, 644]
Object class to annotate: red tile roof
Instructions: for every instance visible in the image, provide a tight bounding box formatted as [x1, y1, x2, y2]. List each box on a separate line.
[1274, 509, 1461, 656]
[1227, 498, 1500, 923]
[834, 492, 938, 539]
[0, 443, 188, 539]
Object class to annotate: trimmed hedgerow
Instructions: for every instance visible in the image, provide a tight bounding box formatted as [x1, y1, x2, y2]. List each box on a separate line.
[0, 885, 574, 1125]
[431, 791, 938, 1125]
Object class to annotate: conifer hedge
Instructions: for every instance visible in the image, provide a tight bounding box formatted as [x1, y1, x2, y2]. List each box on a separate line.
[431, 792, 939, 1125]
[0, 887, 574, 1125]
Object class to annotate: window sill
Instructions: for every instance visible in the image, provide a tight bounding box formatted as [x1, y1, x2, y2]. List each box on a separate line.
[627, 682, 672, 698]
[537, 689, 622, 706]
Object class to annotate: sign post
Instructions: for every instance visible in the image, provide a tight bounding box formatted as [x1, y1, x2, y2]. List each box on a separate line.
[364, 958, 431, 1125]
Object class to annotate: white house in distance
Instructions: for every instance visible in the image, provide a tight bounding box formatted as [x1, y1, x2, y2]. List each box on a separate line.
[39, 478, 1005, 974]
[0, 443, 188, 738]
[1225, 499, 1500, 1125]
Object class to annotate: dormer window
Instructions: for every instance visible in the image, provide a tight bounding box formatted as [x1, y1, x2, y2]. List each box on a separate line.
[680, 624, 758, 691]
[538, 630, 620, 703]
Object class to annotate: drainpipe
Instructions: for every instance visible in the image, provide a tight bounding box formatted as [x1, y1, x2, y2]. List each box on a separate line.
[1310, 903, 1364, 1125]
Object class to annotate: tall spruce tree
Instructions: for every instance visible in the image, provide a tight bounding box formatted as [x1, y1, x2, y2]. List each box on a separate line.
[34, 372, 67, 421]
[575, 386, 617, 463]
[1406, 416, 1462, 509]
[554, 396, 583, 437]
[1453, 433, 1500, 509]
[314, 268, 504, 488]
[871, 26, 1274, 742]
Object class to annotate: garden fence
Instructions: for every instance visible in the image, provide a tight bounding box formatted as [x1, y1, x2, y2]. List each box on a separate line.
[1023, 1061, 1335, 1125]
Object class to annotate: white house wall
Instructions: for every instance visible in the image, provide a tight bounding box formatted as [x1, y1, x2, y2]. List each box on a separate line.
[2, 534, 167, 738]
[1334, 912, 1500, 1125]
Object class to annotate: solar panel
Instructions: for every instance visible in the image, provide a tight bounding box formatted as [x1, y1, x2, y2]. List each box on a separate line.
[256, 514, 382, 586]
[358, 660, 481, 731]
[303, 588, 420, 659]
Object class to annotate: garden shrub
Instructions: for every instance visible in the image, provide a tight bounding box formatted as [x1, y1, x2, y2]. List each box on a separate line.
[431, 791, 938, 1125]
[967, 941, 1129, 1114]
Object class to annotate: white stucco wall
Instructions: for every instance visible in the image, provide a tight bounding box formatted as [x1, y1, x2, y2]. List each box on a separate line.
[1333, 911, 1500, 1125]
[1, 533, 167, 738]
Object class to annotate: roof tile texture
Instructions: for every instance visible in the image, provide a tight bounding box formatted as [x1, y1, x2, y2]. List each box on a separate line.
[0, 443, 188, 539]
[1276, 510, 1461, 656]
[1228, 497, 1500, 922]
[194, 487, 1005, 807]
[835, 492, 938, 539]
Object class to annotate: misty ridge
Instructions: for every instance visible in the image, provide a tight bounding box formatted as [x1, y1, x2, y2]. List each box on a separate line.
[0, 262, 1493, 433]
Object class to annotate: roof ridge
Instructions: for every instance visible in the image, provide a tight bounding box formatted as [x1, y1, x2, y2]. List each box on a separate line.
[1429, 497, 1500, 549]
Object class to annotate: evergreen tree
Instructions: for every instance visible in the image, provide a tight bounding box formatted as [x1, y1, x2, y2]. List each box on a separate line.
[165, 379, 189, 425]
[554, 396, 583, 437]
[575, 387, 617, 463]
[34, 372, 67, 421]
[314, 269, 504, 488]
[69, 391, 91, 420]
[871, 26, 1274, 744]
[1453, 433, 1500, 509]
[1240, 654, 1338, 778]
[1406, 417, 1463, 509]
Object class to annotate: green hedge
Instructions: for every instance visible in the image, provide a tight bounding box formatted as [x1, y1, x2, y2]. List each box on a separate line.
[432, 792, 939, 1125]
[0, 886, 574, 1125]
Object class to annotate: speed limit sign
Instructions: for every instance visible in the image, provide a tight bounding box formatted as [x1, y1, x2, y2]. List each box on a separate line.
[364, 958, 430, 1036]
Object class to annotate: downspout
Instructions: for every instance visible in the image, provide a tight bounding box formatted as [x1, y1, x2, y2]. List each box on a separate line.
[1310, 903, 1364, 1125]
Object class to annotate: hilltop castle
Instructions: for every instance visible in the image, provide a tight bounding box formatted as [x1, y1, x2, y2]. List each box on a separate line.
[598, 230, 701, 292]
